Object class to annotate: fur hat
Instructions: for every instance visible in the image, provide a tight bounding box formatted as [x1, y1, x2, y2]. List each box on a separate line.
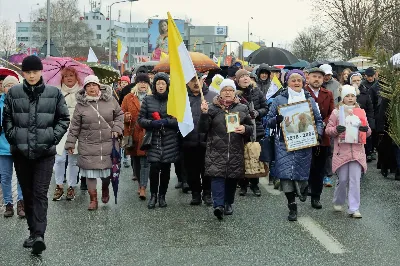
[219, 79, 236, 92]
[235, 69, 249, 80]
[21, 55, 43, 72]
[83, 75, 101, 88]
[341, 85, 357, 100]
[135, 73, 151, 86]
[2, 76, 19, 89]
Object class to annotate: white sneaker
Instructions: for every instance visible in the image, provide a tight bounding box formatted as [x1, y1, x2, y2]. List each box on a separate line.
[350, 211, 362, 218]
[333, 205, 343, 212]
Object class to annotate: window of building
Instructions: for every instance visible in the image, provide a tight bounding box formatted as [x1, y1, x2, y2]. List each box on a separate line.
[96, 34, 101, 39]
[17, 37, 29, 42]
[141, 38, 147, 42]
[97, 25, 101, 30]
[18, 27, 29, 32]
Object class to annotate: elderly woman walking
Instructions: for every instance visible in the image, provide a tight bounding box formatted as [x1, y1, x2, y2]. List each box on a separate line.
[121, 77, 152, 200]
[0, 76, 25, 218]
[53, 67, 82, 201]
[138, 73, 180, 209]
[65, 75, 124, 210]
[199, 79, 253, 220]
[267, 70, 324, 221]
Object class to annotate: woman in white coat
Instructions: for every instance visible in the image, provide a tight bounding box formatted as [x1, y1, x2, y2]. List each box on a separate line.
[52, 67, 81, 201]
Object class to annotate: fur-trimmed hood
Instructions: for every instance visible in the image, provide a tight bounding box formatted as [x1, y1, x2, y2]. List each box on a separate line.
[76, 84, 113, 105]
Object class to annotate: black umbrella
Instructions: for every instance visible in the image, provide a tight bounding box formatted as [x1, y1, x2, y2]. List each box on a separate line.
[247, 47, 299, 65]
[309, 61, 358, 73]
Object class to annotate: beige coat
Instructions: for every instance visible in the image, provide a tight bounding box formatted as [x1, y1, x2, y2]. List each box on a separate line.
[65, 85, 124, 170]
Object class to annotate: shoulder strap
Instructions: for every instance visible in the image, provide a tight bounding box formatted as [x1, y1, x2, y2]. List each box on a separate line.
[90, 104, 111, 129]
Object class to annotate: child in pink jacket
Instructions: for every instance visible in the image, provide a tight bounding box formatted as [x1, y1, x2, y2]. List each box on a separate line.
[325, 85, 371, 218]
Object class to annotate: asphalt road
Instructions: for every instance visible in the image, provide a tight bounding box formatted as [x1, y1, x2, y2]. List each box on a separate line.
[1, 160, 400, 266]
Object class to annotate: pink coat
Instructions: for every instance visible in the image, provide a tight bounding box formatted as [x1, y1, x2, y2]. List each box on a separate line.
[325, 109, 371, 173]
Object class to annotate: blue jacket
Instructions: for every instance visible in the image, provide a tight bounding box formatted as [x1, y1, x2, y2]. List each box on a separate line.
[266, 89, 323, 181]
[0, 93, 11, 156]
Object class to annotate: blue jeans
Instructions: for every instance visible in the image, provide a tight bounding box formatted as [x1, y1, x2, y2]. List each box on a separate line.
[211, 177, 238, 208]
[0, 155, 23, 204]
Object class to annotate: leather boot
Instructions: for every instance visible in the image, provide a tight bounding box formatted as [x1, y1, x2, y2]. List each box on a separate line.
[190, 192, 202, 205]
[88, 190, 98, 210]
[139, 186, 146, 200]
[287, 203, 297, 221]
[101, 179, 110, 204]
[202, 191, 213, 206]
[148, 193, 157, 209]
[158, 194, 167, 208]
[17, 200, 25, 218]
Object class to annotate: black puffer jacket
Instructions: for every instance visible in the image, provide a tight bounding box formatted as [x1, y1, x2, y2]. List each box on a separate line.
[198, 97, 253, 179]
[138, 73, 179, 163]
[236, 85, 267, 139]
[357, 84, 375, 130]
[361, 79, 380, 120]
[183, 84, 218, 148]
[2, 78, 70, 159]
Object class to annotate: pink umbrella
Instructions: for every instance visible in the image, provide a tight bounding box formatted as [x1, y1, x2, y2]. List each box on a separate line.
[41, 57, 94, 86]
[8, 53, 28, 65]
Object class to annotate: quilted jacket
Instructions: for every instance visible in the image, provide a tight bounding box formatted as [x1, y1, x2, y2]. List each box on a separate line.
[266, 89, 324, 181]
[198, 96, 253, 179]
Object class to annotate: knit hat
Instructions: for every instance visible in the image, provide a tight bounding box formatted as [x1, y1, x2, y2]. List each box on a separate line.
[2, 76, 19, 89]
[341, 85, 357, 100]
[21, 55, 43, 72]
[219, 79, 236, 92]
[365, 67, 376, 77]
[135, 73, 151, 86]
[347, 72, 362, 85]
[120, 76, 130, 83]
[285, 69, 306, 83]
[235, 69, 249, 80]
[319, 64, 333, 75]
[83, 75, 101, 88]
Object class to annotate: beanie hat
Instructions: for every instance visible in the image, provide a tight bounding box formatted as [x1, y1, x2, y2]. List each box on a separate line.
[235, 69, 249, 80]
[153, 72, 170, 89]
[120, 76, 130, 83]
[21, 55, 43, 72]
[285, 69, 306, 83]
[2, 76, 19, 89]
[341, 85, 357, 100]
[135, 73, 151, 86]
[347, 72, 362, 85]
[219, 79, 236, 92]
[227, 66, 239, 78]
[83, 75, 101, 88]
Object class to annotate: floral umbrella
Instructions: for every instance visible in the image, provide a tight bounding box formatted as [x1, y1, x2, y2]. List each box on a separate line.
[84, 63, 120, 85]
[41, 57, 94, 86]
[153, 52, 220, 73]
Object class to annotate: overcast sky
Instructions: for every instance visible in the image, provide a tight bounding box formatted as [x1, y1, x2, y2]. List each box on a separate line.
[0, 0, 313, 51]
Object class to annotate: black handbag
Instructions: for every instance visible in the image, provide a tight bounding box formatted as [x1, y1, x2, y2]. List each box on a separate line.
[140, 130, 153, 151]
[259, 129, 276, 162]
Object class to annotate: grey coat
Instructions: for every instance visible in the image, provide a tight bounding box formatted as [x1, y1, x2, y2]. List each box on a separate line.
[65, 85, 124, 170]
[267, 89, 324, 181]
[323, 78, 341, 104]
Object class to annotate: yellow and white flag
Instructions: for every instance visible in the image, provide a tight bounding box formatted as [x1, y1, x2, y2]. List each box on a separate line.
[166, 12, 196, 137]
[117, 39, 127, 63]
[161, 51, 168, 60]
[243, 42, 260, 58]
[265, 75, 283, 100]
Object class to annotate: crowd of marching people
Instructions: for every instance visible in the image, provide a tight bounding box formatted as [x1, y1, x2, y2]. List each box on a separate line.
[0, 55, 398, 254]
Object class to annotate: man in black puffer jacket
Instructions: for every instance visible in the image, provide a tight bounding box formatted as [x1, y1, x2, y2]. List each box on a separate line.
[235, 69, 267, 197]
[2, 55, 70, 255]
[183, 74, 217, 206]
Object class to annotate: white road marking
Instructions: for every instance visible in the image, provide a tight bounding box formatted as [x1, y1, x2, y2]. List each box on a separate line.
[259, 177, 281, 195]
[298, 216, 346, 254]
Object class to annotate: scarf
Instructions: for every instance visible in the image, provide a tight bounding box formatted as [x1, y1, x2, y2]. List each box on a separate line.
[218, 96, 234, 109]
[85, 91, 101, 102]
[61, 82, 80, 96]
[138, 92, 147, 104]
[287, 88, 306, 104]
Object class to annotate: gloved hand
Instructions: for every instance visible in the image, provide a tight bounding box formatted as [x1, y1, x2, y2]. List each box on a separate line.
[249, 110, 259, 119]
[151, 120, 163, 129]
[276, 115, 284, 124]
[336, 125, 346, 134]
[359, 126, 369, 132]
[160, 119, 169, 126]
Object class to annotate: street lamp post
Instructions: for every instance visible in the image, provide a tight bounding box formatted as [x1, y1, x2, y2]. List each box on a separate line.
[29, 3, 39, 55]
[46, 0, 50, 57]
[247, 17, 253, 42]
[108, 0, 138, 66]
